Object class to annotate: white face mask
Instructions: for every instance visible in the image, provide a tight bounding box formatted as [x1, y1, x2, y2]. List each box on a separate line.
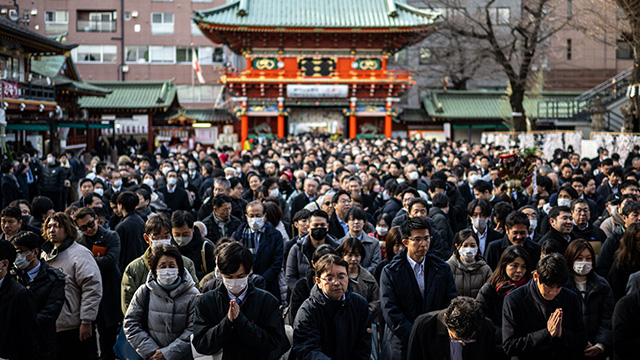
[471, 217, 487, 230]
[181, 174, 189, 182]
[376, 226, 388, 236]
[248, 216, 265, 231]
[113, 179, 122, 189]
[174, 235, 193, 246]
[558, 198, 572, 207]
[609, 205, 618, 215]
[269, 188, 280, 198]
[152, 238, 172, 249]
[47, 157, 54, 164]
[14, 252, 33, 270]
[252, 159, 261, 167]
[94, 188, 104, 197]
[161, 167, 172, 175]
[460, 247, 478, 262]
[188, 163, 197, 170]
[223, 276, 249, 294]
[167, 177, 178, 186]
[143, 178, 155, 188]
[156, 268, 179, 286]
[408, 171, 419, 181]
[529, 219, 538, 232]
[468, 174, 480, 185]
[573, 261, 592, 276]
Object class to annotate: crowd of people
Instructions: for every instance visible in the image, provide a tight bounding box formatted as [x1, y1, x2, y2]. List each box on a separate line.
[1, 135, 640, 360]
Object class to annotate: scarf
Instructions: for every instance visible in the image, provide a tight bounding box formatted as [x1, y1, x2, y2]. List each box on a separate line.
[213, 214, 230, 237]
[158, 276, 182, 292]
[42, 237, 75, 262]
[241, 225, 264, 254]
[496, 276, 528, 297]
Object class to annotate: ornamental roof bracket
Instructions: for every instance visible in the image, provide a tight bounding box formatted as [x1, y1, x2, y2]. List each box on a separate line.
[237, 0, 249, 16]
[386, 0, 398, 17]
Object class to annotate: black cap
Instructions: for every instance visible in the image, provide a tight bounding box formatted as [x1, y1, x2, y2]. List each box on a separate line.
[607, 194, 621, 204]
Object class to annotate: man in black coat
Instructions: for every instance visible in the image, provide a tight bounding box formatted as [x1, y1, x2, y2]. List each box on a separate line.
[538, 205, 575, 254]
[40, 153, 66, 211]
[171, 210, 215, 280]
[114, 191, 147, 273]
[613, 288, 640, 360]
[328, 190, 351, 240]
[467, 199, 503, 255]
[293, 254, 371, 360]
[290, 177, 319, 220]
[485, 212, 541, 271]
[570, 199, 607, 244]
[0, 240, 39, 360]
[202, 194, 242, 243]
[380, 217, 457, 360]
[408, 297, 496, 360]
[596, 201, 640, 277]
[157, 169, 191, 212]
[12, 231, 65, 360]
[503, 253, 588, 360]
[1, 160, 23, 208]
[74, 207, 122, 360]
[192, 242, 289, 359]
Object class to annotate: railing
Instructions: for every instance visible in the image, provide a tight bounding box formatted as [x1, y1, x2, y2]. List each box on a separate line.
[223, 69, 413, 82]
[538, 67, 633, 121]
[77, 19, 116, 33]
[16, 82, 55, 101]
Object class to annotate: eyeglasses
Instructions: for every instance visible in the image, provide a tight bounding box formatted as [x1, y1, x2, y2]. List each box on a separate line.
[147, 233, 171, 240]
[319, 275, 348, 283]
[409, 236, 431, 243]
[77, 220, 96, 232]
[324, 202, 331, 206]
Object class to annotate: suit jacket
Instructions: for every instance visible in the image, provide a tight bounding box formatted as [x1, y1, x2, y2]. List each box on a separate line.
[408, 311, 495, 360]
[484, 236, 541, 271]
[115, 212, 147, 273]
[328, 213, 347, 240]
[158, 185, 191, 212]
[290, 192, 313, 219]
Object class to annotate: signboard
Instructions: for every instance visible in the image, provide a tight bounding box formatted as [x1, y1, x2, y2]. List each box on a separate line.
[2, 81, 18, 99]
[251, 58, 279, 70]
[287, 84, 349, 98]
[352, 58, 382, 70]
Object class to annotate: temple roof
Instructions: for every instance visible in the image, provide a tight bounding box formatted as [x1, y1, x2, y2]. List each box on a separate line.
[194, 0, 438, 29]
[79, 80, 179, 111]
[0, 17, 76, 54]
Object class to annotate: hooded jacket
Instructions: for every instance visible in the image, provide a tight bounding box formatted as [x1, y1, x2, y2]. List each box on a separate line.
[124, 270, 200, 360]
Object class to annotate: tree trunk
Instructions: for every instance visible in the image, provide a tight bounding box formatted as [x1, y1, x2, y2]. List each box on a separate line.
[510, 84, 527, 132]
[632, 43, 640, 132]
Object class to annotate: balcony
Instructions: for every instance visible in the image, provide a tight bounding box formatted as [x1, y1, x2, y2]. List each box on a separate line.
[45, 22, 69, 34]
[2, 80, 56, 102]
[222, 69, 413, 84]
[77, 19, 116, 33]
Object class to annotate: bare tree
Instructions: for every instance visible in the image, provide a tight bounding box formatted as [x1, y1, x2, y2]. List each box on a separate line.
[418, 0, 571, 130]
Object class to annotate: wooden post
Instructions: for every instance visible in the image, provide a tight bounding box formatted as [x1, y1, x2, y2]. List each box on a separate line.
[240, 100, 249, 143]
[349, 97, 357, 139]
[384, 98, 392, 137]
[277, 97, 285, 138]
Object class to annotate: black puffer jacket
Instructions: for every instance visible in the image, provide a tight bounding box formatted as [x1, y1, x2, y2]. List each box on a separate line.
[0, 274, 39, 360]
[565, 272, 614, 354]
[293, 285, 371, 360]
[14, 261, 66, 360]
[39, 160, 65, 192]
[596, 225, 624, 277]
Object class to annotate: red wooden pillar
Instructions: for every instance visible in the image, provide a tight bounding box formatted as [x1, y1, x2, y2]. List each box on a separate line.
[384, 98, 393, 138]
[240, 101, 249, 143]
[349, 97, 357, 139]
[277, 97, 285, 138]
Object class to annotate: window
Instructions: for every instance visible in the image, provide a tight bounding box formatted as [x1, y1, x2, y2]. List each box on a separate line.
[198, 47, 224, 64]
[176, 85, 219, 103]
[124, 12, 131, 21]
[151, 12, 174, 35]
[489, 7, 510, 25]
[191, 0, 213, 3]
[567, 39, 572, 60]
[125, 46, 149, 63]
[191, 20, 202, 36]
[72, 45, 117, 63]
[149, 46, 175, 63]
[44, 10, 68, 34]
[176, 47, 194, 63]
[77, 11, 116, 32]
[616, 40, 633, 60]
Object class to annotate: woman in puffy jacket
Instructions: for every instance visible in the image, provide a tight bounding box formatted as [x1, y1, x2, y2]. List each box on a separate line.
[124, 245, 200, 360]
[446, 229, 492, 298]
[564, 239, 614, 359]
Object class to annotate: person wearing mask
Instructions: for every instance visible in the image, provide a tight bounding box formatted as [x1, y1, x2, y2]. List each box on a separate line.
[292, 254, 371, 359]
[0, 239, 39, 360]
[374, 226, 405, 282]
[158, 169, 191, 212]
[123, 245, 200, 360]
[519, 205, 542, 242]
[598, 194, 625, 237]
[407, 297, 496, 360]
[286, 209, 339, 291]
[564, 239, 613, 359]
[485, 212, 541, 271]
[596, 201, 640, 277]
[120, 214, 199, 314]
[232, 201, 284, 299]
[11, 232, 62, 357]
[171, 210, 215, 280]
[446, 229, 492, 298]
[539, 205, 575, 254]
[328, 190, 352, 239]
[476, 245, 532, 359]
[380, 217, 457, 360]
[203, 194, 242, 243]
[502, 253, 588, 360]
[467, 199, 503, 255]
[187, 158, 203, 191]
[115, 191, 147, 273]
[74, 207, 122, 360]
[40, 153, 66, 211]
[570, 199, 607, 245]
[103, 170, 124, 202]
[41, 212, 103, 360]
[193, 241, 289, 359]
